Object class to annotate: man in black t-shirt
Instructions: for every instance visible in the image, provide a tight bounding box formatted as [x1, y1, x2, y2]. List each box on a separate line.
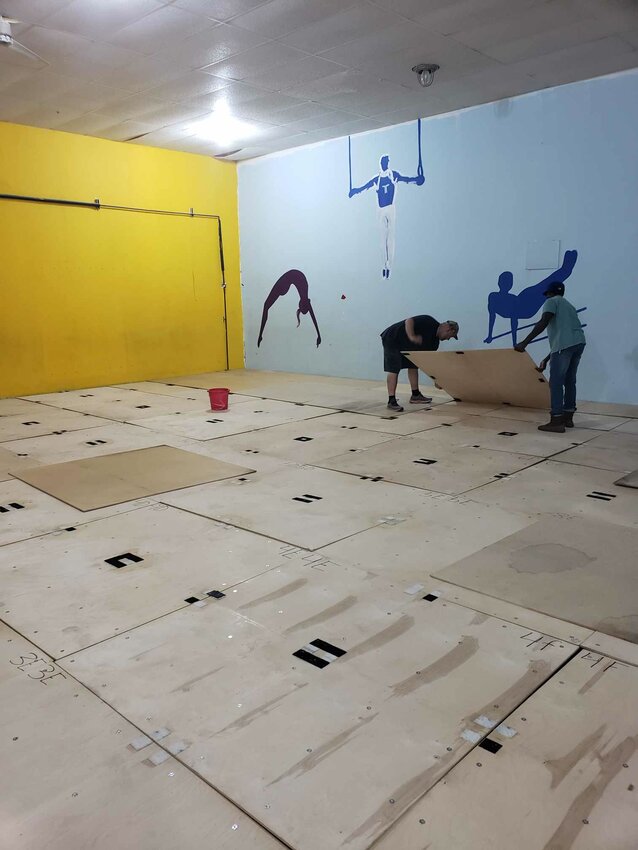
[380, 316, 459, 411]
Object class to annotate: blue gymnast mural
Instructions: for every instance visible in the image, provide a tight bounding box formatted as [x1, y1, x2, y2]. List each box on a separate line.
[484, 249, 587, 346]
[348, 119, 425, 279]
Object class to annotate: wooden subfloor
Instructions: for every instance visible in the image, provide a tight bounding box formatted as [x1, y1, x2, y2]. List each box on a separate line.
[1, 370, 637, 850]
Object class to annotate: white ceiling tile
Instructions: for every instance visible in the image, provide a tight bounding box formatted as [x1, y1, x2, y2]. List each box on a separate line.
[284, 108, 361, 131]
[0, 64, 41, 90]
[223, 145, 270, 159]
[97, 55, 186, 91]
[138, 100, 213, 124]
[42, 43, 146, 82]
[154, 22, 268, 69]
[621, 28, 638, 49]
[128, 123, 197, 144]
[185, 80, 274, 110]
[10, 24, 92, 63]
[9, 101, 86, 127]
[370, 102, 446, 126]
[45, 0, 169, 38]
[2, 69, 78, 100]
[0, 39, 48, 70]
[0, 92, 36, 120]
[232, 0, 356, 39]
[266, 100, 342, 123]
[58, 81, 131, 111]
[583, 0, 638, 30]
[201, 41, 306, 80]
[453, 2, 591, 51]
[56, 112, 127, 134]
[94, 93, 173, 121]
[508, 34, 638, 84]
[320, 19, 439, 65]
[143, 71, 229, 100]
[230, 92, 305, 120]
[171, 0, 270, 20]
[481, 16, 630, 63]
[241, 55, 346, 92]
[107, 5, 218, 54]
[99, 119, 158, 140]
[282, 1, 400, 53]
[0, 0, 74, 25]
[414, 0, 545, 37]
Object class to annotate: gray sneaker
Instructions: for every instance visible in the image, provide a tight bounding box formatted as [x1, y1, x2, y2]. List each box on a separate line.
[387, 399, 404, 412]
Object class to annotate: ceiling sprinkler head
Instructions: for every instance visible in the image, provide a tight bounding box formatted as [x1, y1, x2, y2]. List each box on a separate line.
[412, 63, 440, 88]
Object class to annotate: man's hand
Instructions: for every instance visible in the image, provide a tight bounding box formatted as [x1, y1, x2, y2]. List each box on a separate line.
[514, 343, 526, 353]
[536, 356, 549, 373]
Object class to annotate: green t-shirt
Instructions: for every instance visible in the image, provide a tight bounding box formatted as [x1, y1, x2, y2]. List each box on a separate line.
[543, 296, 586, 353]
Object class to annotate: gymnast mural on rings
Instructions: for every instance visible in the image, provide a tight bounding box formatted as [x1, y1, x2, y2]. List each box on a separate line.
[348, 118, 425, 279]
[257, 269, 321, 349]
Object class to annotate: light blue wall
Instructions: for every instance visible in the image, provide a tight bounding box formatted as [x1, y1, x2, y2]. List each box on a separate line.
[238, 70, 638, 404]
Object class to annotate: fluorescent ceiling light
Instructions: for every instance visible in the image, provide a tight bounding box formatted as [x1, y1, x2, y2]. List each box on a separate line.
[190, 101, 256, 146]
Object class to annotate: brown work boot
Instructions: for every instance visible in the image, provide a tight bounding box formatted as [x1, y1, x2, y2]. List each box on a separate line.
[538, 415, 566, 433]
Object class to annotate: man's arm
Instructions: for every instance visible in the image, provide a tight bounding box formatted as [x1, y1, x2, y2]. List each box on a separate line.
[349, 176, 378, 197]
[405, 317, 423, 346]
[394, 170, 425, 186]
[514, 313, 551, 351]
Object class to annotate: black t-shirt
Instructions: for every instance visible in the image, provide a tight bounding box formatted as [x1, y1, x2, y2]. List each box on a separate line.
[381, 315, 440, 351]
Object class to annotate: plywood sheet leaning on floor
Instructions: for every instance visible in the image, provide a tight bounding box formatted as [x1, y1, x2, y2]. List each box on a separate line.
[615, 469, 638, 489]
[371, 648, 638, 850]
[405, 348, 550, 408]
[433, 516, 638, 643]
[12, 446, 253, 511]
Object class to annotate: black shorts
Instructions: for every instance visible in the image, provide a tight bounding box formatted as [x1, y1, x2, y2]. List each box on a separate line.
[383, 345, 416, 373]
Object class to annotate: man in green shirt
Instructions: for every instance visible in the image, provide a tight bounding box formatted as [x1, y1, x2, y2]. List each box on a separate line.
[514, 281, 586, 432]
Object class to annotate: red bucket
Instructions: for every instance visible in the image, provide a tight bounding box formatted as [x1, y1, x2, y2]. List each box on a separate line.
[208, 388, 229, 411]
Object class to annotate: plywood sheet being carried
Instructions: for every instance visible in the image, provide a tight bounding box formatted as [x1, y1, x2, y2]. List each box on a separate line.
[372, 649, 638, 850]
[405, 348, 550, 409]
[0, 623, 286, 850]
[63, 583, 573, 850]
[0, 505, 295, 657]
[12, 445, 253, 511]
[434, 516, 638, 643]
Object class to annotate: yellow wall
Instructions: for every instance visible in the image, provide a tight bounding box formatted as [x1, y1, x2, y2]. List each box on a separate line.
[0, 121, 243, 398]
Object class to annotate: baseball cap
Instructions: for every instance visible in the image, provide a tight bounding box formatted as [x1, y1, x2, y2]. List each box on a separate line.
[544, 281, 565, 296]
[446, 320, 459, 339]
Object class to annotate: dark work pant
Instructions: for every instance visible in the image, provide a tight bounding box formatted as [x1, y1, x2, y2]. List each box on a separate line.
[549, 342, 586, 416]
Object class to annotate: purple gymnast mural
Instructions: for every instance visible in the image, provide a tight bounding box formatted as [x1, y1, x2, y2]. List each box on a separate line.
[257, 269, 321, 349]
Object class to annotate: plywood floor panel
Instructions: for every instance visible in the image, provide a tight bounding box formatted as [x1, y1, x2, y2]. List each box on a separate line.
[63, 590, 573, 850]
[617, 419, 638, 435]
[0, 445, 41, 482]
[161, 465, 445, 549]
[434, 516, 638, 642]
[0, 623, 286, 850]
[469, 460, 638, 529]
[0, 409, 112, 442]
[482, 405, 630, 431]
[317, 435, 539, 495]
[0, 505, 296, 657]
[25, 388, 206, 421]
[444, 414, 599, 457]
[372, 649, 638, 850]
[321, 408, 466, 435]
[0, 398, 47, 417]
[0, 479, 151, 547]
[583, 632, 638, 667]
[204, 419, 396, 464]
[136, 398, 331, 441]
[578, 399, 638, 418]
[554, 430, 638, 472]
